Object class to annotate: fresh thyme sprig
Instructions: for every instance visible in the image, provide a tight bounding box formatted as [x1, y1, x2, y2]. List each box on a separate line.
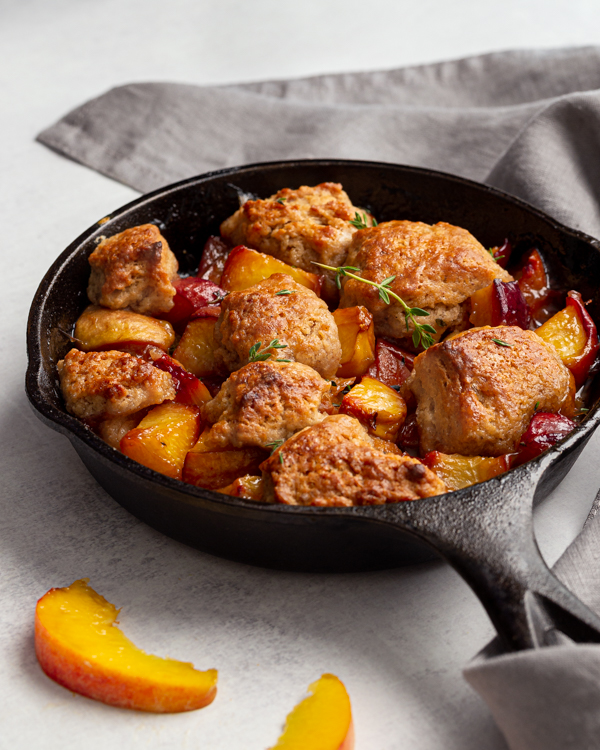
[311, 262, 436, 349]
[349, 212, 377, 230]
[488, 247, 506, 263]
[248, 339, 289, 362]
[266, 439, 285, 454]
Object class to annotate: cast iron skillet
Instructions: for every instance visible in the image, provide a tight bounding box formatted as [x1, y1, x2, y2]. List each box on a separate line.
[26, 159, 600, 652]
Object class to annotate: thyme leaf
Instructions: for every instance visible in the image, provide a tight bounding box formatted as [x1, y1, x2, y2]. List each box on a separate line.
[312, 262, 436, 348]
[491, 338, 513, 347]
[266, 440, 284, 454]
[349, 212, 373, 230]
[274, 290, 293, 295]
[275, 197, 286, 204]
[248, 339, 288, 362]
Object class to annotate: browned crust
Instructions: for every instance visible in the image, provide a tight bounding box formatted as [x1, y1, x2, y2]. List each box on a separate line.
[340, 221, 512, 340]
[57, 349, 176, 419]
[213, 273, 342, 378]
[261, 414, 446, 506]
[202, 360, 331, 449]
[87, 224, 178, 315]
[220, 183, 369, 297]
[408, 326, 576, 456]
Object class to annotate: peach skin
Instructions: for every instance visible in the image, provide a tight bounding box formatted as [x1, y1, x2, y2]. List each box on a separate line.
[35, 579, 217, 712]
[270, 673, 354, 750]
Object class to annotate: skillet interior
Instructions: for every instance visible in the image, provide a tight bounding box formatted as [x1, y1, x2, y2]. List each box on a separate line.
[26, 159, 600, 572]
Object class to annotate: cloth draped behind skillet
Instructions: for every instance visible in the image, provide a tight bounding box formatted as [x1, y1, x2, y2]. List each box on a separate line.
[38, 47, 600, 750]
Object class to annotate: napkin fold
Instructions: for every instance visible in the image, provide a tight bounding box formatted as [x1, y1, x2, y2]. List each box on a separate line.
[37, 47, 600, 750]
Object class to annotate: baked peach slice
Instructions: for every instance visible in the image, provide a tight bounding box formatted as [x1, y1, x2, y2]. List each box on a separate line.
[422, 452, 511, 490]
[74, 305, 175, 352]
[173, 316, 220, 379]
[182, 429, 267, 489]
[534, 290, 599, 387]
[35, 579, 217, 712]
[340, 376, 407, 441]
[333, 306, 375, 378]
[269, 673, 354, 750]
[120, 403, 202, 480]
[220, 245, 322, 295]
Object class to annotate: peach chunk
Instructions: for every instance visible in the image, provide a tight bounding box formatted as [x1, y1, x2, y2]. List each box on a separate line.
[35, 579, 217, 712]
[120, 403, 202, 480]
[220, 245, 322, 295]
[182, 429, 267, 489]
[421, 451, 511, 490]
[173, 317, 219, 378]
[75, 305, 175, 352]
[269, 674, 354, 750]
[333, 306, 376, 378]
[217, 474, 266, 501]
[534, 291, 599, 387]
[340, 376, 407, 441]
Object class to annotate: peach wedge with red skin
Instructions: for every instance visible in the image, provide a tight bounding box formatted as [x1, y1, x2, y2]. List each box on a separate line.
[220, 245, 322, 295]
[35, 579, 217, 712]
[422, 451, 511, 491]
[183, 429, 267, 489]
[120, 402, 202, 480]
[74, 305, 175, 352]
[340, 376, 407, 441]
[333, 306, 375, 378]
[173, 314, 220, 379]
[269, 673, 354, 750]
[535, 290, 599, 387]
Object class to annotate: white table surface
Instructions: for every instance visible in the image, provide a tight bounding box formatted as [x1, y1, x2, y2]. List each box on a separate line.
[3, 1, 600, 748]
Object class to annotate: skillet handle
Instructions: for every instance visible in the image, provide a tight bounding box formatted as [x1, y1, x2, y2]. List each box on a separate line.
[383, 466, 600, 651]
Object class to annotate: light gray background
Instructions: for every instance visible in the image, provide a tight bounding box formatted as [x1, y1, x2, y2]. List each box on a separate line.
[3, 1, 600, 748]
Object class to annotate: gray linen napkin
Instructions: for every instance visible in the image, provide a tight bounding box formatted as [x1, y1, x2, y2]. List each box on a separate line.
[37, 47, 600, 749]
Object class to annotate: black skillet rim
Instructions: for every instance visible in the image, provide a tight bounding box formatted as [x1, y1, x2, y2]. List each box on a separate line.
[25, 158, 600, 521]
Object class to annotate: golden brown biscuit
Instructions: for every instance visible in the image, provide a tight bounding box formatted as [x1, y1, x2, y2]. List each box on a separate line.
[57, 349, 176, 419]
[340, 220, 511, 342]
[220, 183, 370, 297]
[213, 273, 342, 378]
[87, 224, 178, 315]
[407, 326, 576, 456]
[202, 360, 331, 449]
[261, 414, 446, 506]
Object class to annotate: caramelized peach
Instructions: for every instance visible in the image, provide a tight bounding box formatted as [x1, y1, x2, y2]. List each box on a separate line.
[340, 376, 407, 441]
[422, 452, 511, 490]
[162, 277, 225, 330]
[269, 674, 354, 750]
[173, 316, 219, 378]
[535, 291, 599, 387]
[367, 338, 414, 388]
[120, 403, 202, 480]
[197, 235, 231, 284]
[469, 280, 531, 329]
[515, 248, 550, 315]
[35, 579, 217, 712]
[218, 474, 266, 501]
[74, 305, 175, 352]
[183, 430, 267, 489]
[152, 355, 212, 408]
[512, 412, 577, 467]
[220, 245, 322, 295]
[333, 306, 376, 378]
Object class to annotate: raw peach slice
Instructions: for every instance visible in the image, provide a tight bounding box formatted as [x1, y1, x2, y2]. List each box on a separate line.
[120, 403, 202, 480]
[35, 579, 217, 712]
[269, 673, 354, 750]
